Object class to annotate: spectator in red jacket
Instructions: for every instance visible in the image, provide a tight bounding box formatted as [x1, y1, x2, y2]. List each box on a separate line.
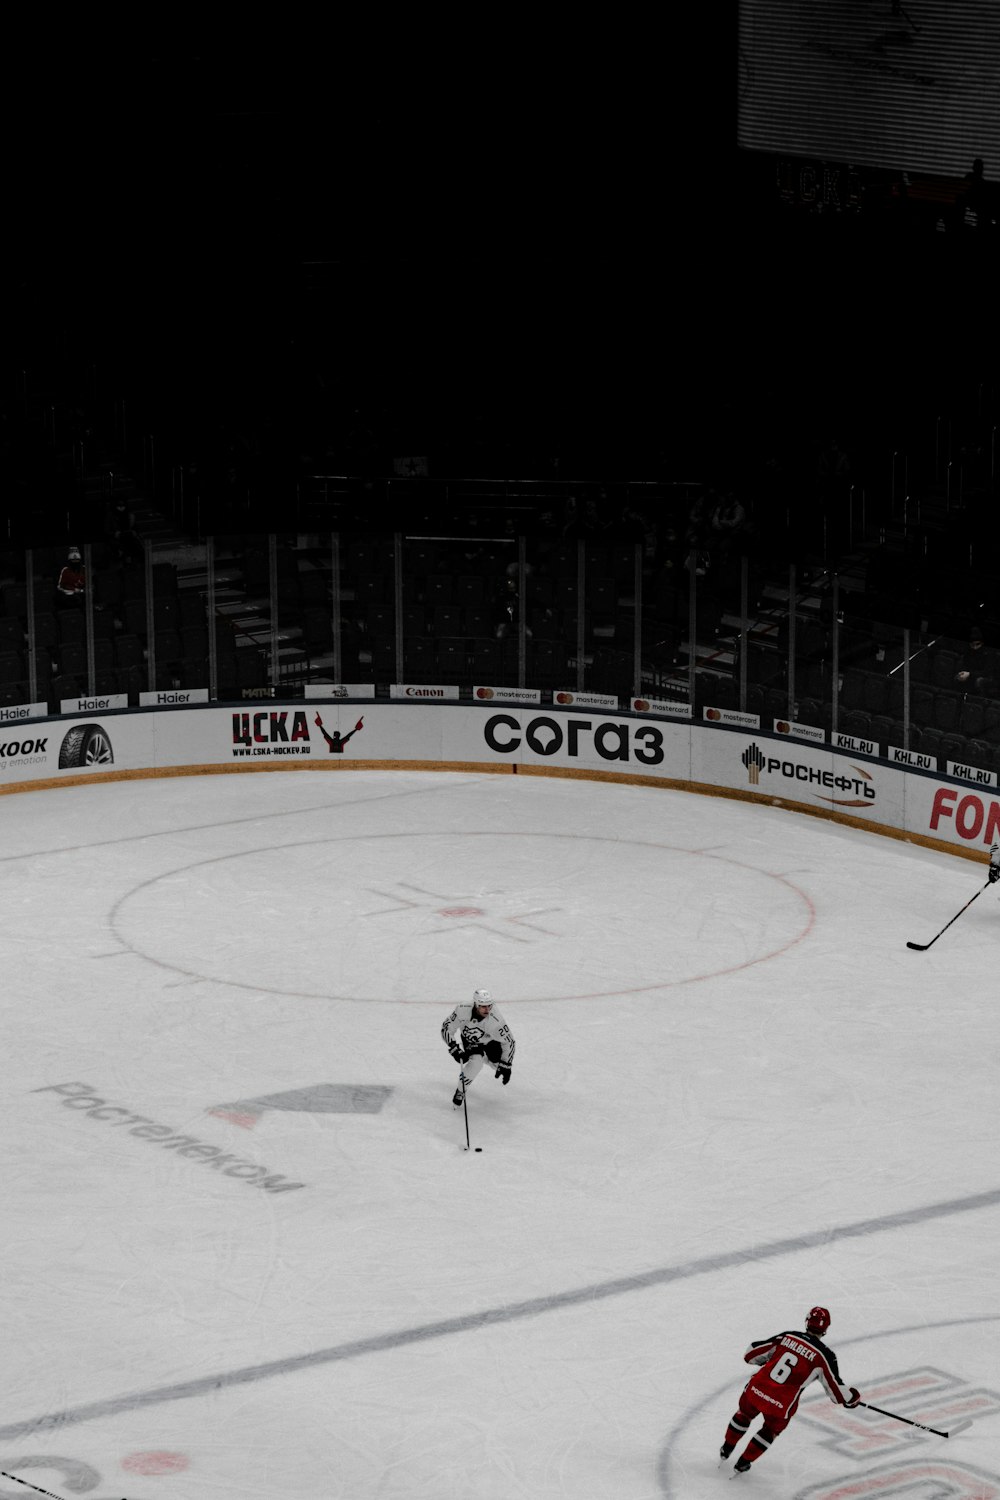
[56, 547, 86, 609]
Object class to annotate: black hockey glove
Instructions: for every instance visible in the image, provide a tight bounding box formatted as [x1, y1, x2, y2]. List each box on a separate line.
[495, 1061, 512, 1085]
[989, 864, 1000, 884]
[448, 1041, 468, 1064]
[844, 1388, 861, 1408]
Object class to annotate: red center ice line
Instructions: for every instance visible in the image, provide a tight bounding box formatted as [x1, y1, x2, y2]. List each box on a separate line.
[121, 1450, 190, 1475]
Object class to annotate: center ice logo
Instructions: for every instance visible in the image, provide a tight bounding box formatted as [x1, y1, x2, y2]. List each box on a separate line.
[794, 1460, 1000, 1499]
[785, 1364, 1000, 1499]
[797, 1365, 1000, 1460]
[209, 1083, 391, 1128]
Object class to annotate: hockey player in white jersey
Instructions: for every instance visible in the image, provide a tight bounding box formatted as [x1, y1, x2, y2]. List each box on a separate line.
[441, 989, 515, 1107]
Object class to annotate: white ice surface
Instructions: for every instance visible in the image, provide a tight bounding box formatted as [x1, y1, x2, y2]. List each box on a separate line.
[0, 769, 997, 1499]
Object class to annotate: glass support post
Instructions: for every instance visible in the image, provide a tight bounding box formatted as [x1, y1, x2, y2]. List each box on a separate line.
[331, 532, 342, 685]
[787, 563, 796, 720]
[831, 575, 840, 736]
[739, 555, 749, 712]
[632, 542, 642, 699]
[902, 626, 910, 751]
[268, 534, 280, 688]
[26, 551, 38, 704]
[83, 542, 96, 697]
[393, 533, 404, 685]
[207, 536, 218, 702]
[687, 567, 697, 708]
[144, 540, 156, 693]
[576, 540, 585, 691]
[517, 535, 527, 688]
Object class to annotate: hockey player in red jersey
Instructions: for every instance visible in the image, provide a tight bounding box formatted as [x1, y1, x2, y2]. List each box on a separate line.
[719, 1306, 861, 1474]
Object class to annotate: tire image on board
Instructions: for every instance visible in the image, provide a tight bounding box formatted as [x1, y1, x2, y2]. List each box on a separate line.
[58, 723, 114, 768]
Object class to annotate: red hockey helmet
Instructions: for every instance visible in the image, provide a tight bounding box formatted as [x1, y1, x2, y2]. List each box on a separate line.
[806, 1306, 831, 1335]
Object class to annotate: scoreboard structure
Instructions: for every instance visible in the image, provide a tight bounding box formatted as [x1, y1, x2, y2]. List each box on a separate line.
[738, 1, 1000, 224]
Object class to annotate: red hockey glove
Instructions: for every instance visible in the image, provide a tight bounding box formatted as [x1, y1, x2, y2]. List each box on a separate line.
[844, 1388, 861, 1408]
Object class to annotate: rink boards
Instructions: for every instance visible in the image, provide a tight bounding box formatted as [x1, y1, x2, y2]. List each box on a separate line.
[0, 699, 996, 864]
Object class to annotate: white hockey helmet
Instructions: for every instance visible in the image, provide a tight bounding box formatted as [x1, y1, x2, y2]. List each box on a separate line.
[472, 988, 493, 1011]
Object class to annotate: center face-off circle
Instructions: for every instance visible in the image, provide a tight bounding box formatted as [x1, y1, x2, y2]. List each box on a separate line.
[110, 831, 812, 1002]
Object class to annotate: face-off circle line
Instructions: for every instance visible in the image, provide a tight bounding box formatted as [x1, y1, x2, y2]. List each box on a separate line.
[107, 830, 815, 1003]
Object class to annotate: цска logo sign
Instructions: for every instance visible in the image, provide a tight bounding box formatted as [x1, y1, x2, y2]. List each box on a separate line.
[742, 742, 875, 809]
[231, 710, 365, 759]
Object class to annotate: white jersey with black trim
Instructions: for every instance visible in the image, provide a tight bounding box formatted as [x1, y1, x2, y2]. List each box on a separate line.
[441, 1003, 515, 1065]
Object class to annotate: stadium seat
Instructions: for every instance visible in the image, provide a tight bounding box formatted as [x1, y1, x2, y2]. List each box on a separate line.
[959, 697, 986, 738]
[423, 575, 453, 606]
[862, 674, 889, 715]
[940, 733, 967, 765]
[437, 638, 468, 684]
[432, 606, 463, 636]
[469, 638, 502, 680]
[455, 576, 486, 605]
[918, 728, 943, 762]
[964, 739, 993, 773]
[0, 650, 24, 683]
[57, 609, 85, 643]
[930, 650, 960, 689]
[403, 638, 437, 676]
[114, 635, 144, 670]
[931, 692, 959, 732]
[841, 709, 872, 739]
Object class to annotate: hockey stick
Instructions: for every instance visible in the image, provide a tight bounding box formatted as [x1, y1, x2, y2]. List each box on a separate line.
[906, 880, 991, 950]
[857, 1400, 971, 1438]
[0, 1469, 127, 1500]
[460, 1070, 471, 1152]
